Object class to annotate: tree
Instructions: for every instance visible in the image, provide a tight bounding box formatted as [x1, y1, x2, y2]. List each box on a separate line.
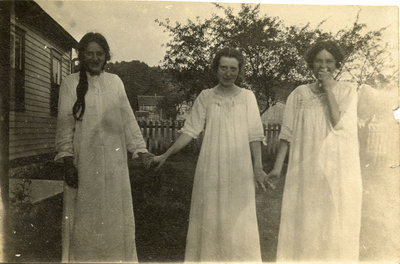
[157, 91, 188, 120]
[156, 75, 192, 120]
[105, 60, 165, 110]
[157, 4, 394, 112]
[334, 13, 397, 87]
[106, 60, 189, 118]
[157, 4, 288, 110]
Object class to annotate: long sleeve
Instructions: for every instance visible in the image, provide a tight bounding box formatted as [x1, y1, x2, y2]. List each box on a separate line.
[329, 82, 358, 132]
[246, 91, 264, 142]
[357, 84, 376, 123]
[180, 91, 207, 139]
[116, 76, 148, 158]
[55, 76, 75, 161]
[279, 90, 296, 142]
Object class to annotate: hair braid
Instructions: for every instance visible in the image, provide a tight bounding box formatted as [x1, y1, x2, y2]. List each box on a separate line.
[72, 68, 88, 121]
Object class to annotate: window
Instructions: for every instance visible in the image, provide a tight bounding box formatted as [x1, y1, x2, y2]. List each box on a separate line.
[50, 49, 62, 116]
[10, 27, 25, 112]
[143, 105, 155, 112]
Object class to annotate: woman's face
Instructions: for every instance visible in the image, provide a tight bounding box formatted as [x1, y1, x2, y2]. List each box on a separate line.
[312, 49, 337, 79]
[83, 41, 106, 75]
[217, 56, 240, 88]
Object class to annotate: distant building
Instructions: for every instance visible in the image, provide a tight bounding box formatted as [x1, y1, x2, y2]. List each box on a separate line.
[176, 101, 192, 121]
[136, 95, 164, 120]
[8, 0, 77, 175]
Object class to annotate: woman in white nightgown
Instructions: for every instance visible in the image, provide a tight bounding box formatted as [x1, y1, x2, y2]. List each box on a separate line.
[358, 81, 400, 261]
[268, 41, 362, 262]
[152, 47, 267, 262]
[55, 32, 152, 263]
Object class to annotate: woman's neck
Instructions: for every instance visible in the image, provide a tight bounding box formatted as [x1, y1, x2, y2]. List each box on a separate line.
[310, 82, 326, 94]
[86, 71, 103, 78]
[215, 84, 240, 96]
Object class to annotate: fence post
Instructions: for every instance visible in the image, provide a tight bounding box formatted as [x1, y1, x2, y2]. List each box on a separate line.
[171, 120, 176, 142]
[275, 124, 281, 153]
[140, 120, 148, 149]
[155, 120, 160, 154]
[148, 120, 153, 153]
[166, 120, 171, 148]
[263, 123, 281, 156]
[159, 120, 165, 153]
[267, 124, 272, 155]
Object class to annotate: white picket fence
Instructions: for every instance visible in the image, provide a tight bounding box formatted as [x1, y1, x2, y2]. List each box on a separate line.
[138, 120, 281, 155]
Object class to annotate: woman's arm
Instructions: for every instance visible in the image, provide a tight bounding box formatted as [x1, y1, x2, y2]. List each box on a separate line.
[273, 139, 289, 173]
[55, 76, 75, 162]
[325, 88, 341, 127]
[250, 141, 267, 191]
[54, 76, 78, 188]
[250, 141, 263, 170]
[267, 139, 289, 188]
[318, 69, 340, 127]
[152, 91, 206, 168]
[152, 133, 193, 168]
[116, 76, 149, 158]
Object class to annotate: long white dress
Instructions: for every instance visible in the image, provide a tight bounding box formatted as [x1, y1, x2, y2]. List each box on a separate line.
[277, 82, 362, 262]
[55, 72, 147, 263]
[181, 88, 264, 262]
[358, 85, 400, 261]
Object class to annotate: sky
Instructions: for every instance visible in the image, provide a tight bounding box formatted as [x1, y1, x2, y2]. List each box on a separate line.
[36, 0, 399, 67]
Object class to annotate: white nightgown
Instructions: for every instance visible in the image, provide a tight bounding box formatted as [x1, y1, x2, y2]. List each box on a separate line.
[358, 85, 400, 261]
[181, 88, 264, 262]
[277, 82, 362, 262]
[55, 71, 147, 263]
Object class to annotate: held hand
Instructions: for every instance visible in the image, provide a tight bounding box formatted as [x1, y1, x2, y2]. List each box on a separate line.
[139, 152, 155, 169]
[265, 168, 281, 190]
[64, 163, 78, 189]
[151, 154, 168, 169]
[254, 168, 267, 192]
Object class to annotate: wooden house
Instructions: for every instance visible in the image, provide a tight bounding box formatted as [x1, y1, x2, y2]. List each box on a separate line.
[136, 95, 164, 120]
[8, 1, 77, 176]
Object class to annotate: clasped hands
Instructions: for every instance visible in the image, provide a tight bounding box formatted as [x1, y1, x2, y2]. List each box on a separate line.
[254, 167, 280, 191]
[63, 153, 280, 191]
[140, 152, 167, 170]
[138, 152, 156, 169]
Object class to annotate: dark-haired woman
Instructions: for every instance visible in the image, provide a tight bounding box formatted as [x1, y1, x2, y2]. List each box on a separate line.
[152, 47, 266, 262]
[55, 32, 152, 262]
[268, 40, 362, 261]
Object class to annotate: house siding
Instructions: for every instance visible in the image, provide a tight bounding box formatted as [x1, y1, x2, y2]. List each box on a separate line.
[9, 18, 72, 161]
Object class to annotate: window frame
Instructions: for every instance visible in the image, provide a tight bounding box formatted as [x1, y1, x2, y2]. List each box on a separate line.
[50, 48, 63, 117]
[10, 26, 26, 112]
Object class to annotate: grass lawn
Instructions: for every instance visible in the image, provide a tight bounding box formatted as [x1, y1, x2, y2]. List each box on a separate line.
[9, 150, 284, 262]
[9, 192, 63, 262]
[131, 150, 284, 262]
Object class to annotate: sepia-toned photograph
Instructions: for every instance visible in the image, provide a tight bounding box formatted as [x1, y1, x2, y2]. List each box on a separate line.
[0, 0, 399, 263]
